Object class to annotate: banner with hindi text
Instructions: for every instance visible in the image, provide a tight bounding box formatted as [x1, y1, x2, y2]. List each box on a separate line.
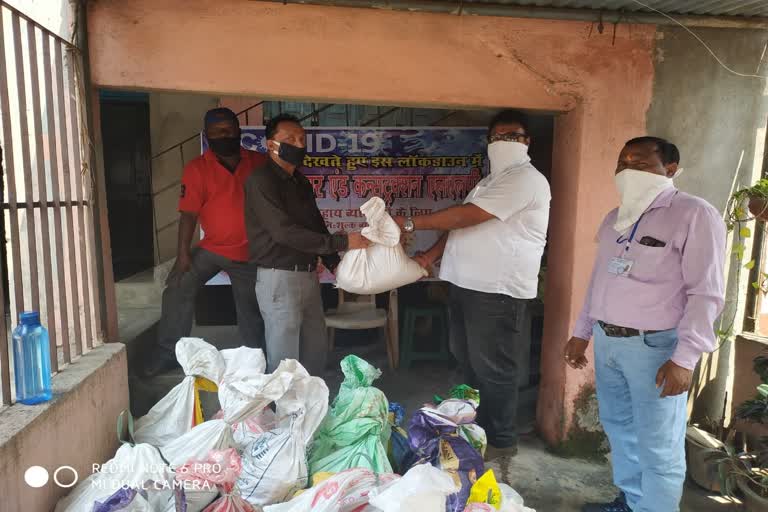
[204, 127, 488, 284]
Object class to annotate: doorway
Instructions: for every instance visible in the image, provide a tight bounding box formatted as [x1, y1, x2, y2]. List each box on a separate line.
[100, 91, 155, 281]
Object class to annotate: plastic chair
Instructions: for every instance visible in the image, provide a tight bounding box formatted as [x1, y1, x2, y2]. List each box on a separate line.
[399, 305, 451, 369]
[325, 289, 397, 369]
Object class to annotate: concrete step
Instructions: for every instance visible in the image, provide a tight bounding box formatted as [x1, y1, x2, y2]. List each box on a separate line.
[118, 306, 162, 343]
[116, 268, 163, 308]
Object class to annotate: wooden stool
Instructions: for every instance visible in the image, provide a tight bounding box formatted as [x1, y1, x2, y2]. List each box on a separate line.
[399, 305, 451, 369]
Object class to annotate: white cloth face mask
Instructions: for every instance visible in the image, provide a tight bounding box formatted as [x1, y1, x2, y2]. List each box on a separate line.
[487, 141, 529, 174]
[614, 169, 674, 233]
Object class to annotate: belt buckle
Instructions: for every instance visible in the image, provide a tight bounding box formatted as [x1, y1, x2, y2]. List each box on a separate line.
[604, 324, 623, 337]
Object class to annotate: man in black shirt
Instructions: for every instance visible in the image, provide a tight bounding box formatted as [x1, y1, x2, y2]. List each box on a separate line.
[244, 114, 369, 375]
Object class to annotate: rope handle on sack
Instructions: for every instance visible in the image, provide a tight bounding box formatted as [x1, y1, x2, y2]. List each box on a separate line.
[351, 452, 382, 488]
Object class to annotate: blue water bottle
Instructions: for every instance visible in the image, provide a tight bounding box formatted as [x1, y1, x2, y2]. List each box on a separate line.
[12, 311, 52, 405]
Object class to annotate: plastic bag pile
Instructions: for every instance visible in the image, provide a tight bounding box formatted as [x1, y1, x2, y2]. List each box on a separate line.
[55, 344, 535, 512]
[309, 354, 392, 474]
[335, 197, 428, 294]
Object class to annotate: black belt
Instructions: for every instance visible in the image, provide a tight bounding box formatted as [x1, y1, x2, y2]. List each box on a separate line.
[598, 321, 662, 338]
[267, 264, 317, 273]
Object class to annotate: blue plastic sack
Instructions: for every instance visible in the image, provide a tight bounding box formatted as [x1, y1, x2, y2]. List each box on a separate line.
[388, 402, 413, 474]
[407, 400, 485, 512]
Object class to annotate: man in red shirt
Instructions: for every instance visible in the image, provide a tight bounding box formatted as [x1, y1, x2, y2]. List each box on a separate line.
[144, 108, 266, 377]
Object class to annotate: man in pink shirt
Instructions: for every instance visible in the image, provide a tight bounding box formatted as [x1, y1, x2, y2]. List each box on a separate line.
[565, 137, 726, 512]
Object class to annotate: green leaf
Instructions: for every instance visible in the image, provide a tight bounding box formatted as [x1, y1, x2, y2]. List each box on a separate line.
[741, 227, 753, 238]
[753, 282, 761, 289]
[746, 260, 756, 270]
[733, 244, 746, 260]
[716, 328, 733, 339]
[758, 384, 768, 398]
[736, 207, 747, 218]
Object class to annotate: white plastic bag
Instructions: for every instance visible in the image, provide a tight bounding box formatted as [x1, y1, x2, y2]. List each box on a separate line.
[175, 449, 254, 512]
[263, 468, 400, 512]
[93, 485, 179, 512]
[161, 358, 295, 468]
[237, 360, 329, 507]
[498, 483, 535, 512]
[134, 338, 225, 447]
[212, 407, 278, 450]
[220, 346, 267, 383]
[214, 346, 277, 449]
[369, 463, 458, 512]
[55, 443, 173, 512]
[335, 197, 427, 294]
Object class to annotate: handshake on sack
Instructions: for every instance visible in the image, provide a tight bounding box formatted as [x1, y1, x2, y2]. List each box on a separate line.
[335, 197, 429, 295]
[344, 231, 371, 251]
[341, 227, 431, 271]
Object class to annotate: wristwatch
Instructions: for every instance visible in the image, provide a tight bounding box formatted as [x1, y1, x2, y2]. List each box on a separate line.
[403, 217, 415, 233]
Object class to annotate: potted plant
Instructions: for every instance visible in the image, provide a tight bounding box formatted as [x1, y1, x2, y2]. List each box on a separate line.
[686, 391, 733, 493]
[728, 178, 768, 225]
[686, 423, 728, 492]
[711, 354, 768, 510]
[715, 439, 768, 511]
[735, 354, 768, 440]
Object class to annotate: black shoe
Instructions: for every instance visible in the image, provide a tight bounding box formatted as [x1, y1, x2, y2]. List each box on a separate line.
[140, 355, 179, 378]
[582, 494, 632, 512]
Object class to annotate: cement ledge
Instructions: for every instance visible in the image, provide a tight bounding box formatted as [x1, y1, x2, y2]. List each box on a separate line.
[737, 332, 768, 346]
[0, 343, 126, 447]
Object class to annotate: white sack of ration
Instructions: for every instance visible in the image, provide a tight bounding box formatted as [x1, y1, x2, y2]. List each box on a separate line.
[335, 197, 427, 294]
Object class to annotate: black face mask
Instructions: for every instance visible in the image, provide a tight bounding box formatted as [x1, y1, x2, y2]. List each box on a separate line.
[208, 137, 241, 157]
[276, 141, 307, 167]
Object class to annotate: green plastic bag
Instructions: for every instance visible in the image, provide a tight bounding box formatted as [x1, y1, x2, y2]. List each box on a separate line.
[434, 384, 487, 456]
[308, 355, 393, 475]
[434, 384, 480, 406]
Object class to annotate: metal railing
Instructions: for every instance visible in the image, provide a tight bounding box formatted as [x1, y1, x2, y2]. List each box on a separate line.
[0, 2, 104, 405]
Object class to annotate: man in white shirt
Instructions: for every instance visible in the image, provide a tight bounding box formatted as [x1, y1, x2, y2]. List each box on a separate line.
[394, 110, 551, 457]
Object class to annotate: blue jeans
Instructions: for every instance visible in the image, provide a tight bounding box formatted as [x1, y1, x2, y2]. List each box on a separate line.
[593, 324, 687, 512]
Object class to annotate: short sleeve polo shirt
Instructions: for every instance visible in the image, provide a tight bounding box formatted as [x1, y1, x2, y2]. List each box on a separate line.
[178, 148, 266, 262]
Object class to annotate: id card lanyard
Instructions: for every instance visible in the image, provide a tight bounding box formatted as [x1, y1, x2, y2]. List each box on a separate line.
[609, 214, 644, 276]
[616, 213, 645, 253]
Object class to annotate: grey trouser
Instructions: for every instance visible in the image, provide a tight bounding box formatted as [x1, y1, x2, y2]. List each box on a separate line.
[255, 268, 328, 376]
[449, 284, 529, 448]
[157, 247, 265, 357]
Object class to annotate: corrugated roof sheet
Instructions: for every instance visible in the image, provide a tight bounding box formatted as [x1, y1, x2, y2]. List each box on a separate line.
[466, 0, 768, 18]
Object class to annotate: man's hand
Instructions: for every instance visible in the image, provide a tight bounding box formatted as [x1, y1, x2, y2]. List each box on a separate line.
[166, 251, 192, 287]
[346, 232, 372, 250]
[656, 360, 693, 397]
[564, 337, 589, 370]
[413, 251, 432, 270]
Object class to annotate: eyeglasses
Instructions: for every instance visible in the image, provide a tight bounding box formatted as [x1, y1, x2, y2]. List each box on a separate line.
[488, 132, 529, 143]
